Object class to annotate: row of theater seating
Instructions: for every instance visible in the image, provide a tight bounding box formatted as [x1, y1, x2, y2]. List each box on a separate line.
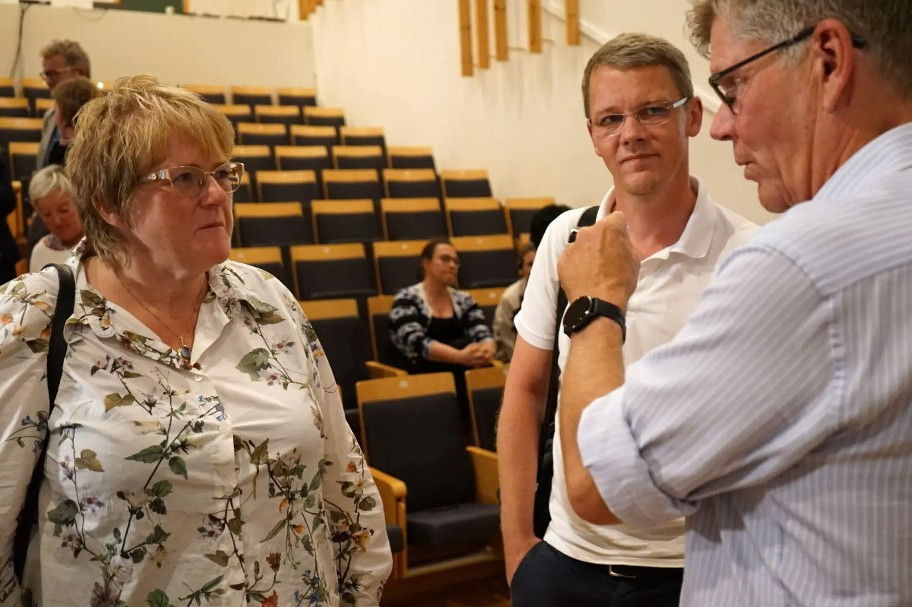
[229, 238, 521, 303]
[301, 293, 505, 580]
[0, 77, 318, 112]
[232, 195, 549, 241]
[2, 75, 511, 583]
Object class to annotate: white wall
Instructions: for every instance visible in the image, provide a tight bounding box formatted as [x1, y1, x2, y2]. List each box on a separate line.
[311, 0, 775, 224]
[0, 3, 315, 90]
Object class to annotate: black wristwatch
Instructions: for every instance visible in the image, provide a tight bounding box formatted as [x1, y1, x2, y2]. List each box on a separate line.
[562, 296, 626, 341]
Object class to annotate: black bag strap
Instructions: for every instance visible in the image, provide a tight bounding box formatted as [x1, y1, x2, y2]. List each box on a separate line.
[532, 205, 599, 538]
[13, 263, 75, 581]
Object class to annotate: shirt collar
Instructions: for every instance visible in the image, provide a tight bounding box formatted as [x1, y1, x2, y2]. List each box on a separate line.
[816, 121, 912, 202]
[595, 176, 718, 262]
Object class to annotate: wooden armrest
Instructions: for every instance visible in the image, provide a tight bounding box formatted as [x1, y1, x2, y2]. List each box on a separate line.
[467, 446, 499, 505]
[369, 466, 407, 526]
[365, 360, 408, 378]
[368, 467, 408, 579]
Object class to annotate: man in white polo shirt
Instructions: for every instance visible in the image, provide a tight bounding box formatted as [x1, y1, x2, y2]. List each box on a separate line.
[497, 32, 756, 606]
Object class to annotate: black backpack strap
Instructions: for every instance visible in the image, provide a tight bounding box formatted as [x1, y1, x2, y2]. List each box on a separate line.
[13, 263, 75, 581]
[532, 205, 599, 538]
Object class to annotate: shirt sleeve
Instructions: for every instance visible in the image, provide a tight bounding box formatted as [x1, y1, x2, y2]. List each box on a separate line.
[291, 298, 392, 605]
[0, 271, 57, 605]
[457, 291, 493, 343]
[514, 209, 580, 350]
[578, 245, 836, 527]
[388, 291, 429, 361]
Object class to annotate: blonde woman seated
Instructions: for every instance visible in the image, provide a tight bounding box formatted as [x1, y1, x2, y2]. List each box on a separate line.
[28, 165, 83, 272]
[0, 75, 391, 606]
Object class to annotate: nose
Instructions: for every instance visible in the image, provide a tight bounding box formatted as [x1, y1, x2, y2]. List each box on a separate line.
[709, 105, 735, 142]
[201, 173, 230, 206]
[617, 114, 648, 143]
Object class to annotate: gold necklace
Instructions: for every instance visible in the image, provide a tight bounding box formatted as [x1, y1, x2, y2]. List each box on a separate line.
[118, 275, 206, 370]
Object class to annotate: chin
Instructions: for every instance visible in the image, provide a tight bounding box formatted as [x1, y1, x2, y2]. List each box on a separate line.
[757, 183, 796, 214]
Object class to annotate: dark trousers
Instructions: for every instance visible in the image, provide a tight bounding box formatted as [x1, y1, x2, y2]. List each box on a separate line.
[510, 541, 682, 607]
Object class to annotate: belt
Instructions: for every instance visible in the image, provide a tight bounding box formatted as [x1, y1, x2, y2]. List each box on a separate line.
[607, 564, 684, 580]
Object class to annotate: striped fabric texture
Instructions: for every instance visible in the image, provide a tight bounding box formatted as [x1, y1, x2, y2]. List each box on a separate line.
[578, 122, 912, 606]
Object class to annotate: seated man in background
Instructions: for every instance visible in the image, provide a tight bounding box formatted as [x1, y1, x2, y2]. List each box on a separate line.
[28, 165, 82, 272]
[28, 39, 92, 253]
[494, 205, 570, 363]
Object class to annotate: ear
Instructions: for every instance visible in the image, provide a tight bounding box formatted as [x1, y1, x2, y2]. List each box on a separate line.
[685, 96, 704, 137]
[96, 199, 126, 230]
[810, 18, 857, 112]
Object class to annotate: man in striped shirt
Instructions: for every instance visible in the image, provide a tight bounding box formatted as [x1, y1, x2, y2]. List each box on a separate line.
[557, 1, 912, 606]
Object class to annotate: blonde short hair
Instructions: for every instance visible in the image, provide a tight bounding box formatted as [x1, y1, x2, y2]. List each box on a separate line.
[29, 164, 73, 202]
[582, 33, 693, 119]
[65, 74, 235, 265]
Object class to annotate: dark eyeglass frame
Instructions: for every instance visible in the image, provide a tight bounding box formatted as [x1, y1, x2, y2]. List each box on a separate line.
[587, 96, 691, 139]
[136, 161, 245, 199]
[435, 253, 461, 267]
[39, 67, 77, 83]
[709, 25, 867, 114]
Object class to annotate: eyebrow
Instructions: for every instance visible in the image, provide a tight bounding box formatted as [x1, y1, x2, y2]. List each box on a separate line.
[593, 98, 675, 115]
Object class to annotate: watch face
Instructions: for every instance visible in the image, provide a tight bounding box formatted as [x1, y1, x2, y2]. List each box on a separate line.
[563, 296, 592, 333]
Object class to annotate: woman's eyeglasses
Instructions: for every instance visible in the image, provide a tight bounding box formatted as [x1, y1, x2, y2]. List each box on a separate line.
[137, 162, 245, 198]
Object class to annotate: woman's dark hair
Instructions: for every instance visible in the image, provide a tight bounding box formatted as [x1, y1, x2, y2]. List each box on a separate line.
[418, 238, 454, 280]
[421, 238, 452, 260]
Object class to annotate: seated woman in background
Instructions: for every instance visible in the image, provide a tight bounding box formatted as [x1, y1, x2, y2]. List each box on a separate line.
[0, 75, 390, 606]
[389, 239, 495, 416]
[28, 165, 83, 272]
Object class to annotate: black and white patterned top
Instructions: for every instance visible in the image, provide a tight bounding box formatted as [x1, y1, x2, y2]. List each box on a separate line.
[389, 282, 493, 362]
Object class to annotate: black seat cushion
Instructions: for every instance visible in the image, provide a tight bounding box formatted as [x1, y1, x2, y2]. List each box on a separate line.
[458, 250, 517, 289]
[450, 210, 507, 237]
[407, 502, 500, 548]
[472, 386, 503, 452]
[362, 393, 476, 512]
[444, 179, 492, 198]
[385, 212, 447, 242]
[309, 316, 371, 411]
[295, 258, 376, 300]
[377, 255, 420, 295]
[386, 524, 405, 554]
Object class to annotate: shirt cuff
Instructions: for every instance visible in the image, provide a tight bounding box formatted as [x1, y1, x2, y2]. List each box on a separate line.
[578, 388, 696, 527]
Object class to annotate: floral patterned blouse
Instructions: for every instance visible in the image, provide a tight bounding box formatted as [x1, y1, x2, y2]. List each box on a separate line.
[0, 251, 391, 606]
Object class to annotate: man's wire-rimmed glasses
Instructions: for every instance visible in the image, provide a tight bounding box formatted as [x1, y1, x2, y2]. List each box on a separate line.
[588, 96, 690, 140]
[137, 162, 245, 198]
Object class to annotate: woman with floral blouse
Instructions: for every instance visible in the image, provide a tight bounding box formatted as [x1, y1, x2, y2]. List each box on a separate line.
[0, 75, 391, 607]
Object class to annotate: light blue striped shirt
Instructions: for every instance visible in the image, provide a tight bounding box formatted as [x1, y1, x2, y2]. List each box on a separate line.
[578, 121, 912, 606]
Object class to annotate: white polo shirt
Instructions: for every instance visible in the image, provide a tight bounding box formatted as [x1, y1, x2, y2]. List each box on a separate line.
[514, 176, 757, 566]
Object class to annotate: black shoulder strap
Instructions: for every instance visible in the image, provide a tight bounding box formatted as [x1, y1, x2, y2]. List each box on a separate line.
[532, 205, 599, 538]
[46, 263, 75, 402]
[13, 263, 75, 581]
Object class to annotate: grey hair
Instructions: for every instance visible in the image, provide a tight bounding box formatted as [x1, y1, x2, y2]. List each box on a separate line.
[29, 164, 73, 202]
[687, 1, 912, 97]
